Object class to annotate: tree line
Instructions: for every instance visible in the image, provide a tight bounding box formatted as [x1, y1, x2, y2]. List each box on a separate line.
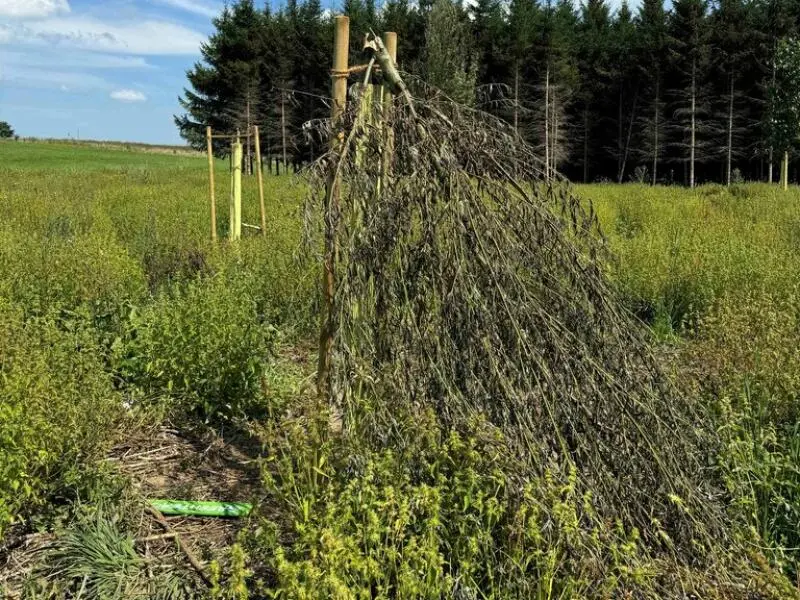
[176, 0, 800, 186]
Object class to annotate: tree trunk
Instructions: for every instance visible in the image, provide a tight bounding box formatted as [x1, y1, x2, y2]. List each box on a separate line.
[769, 149, 774, 183]
[769, 56, 776, 184]
[583, 104, 589, 183]
[652, 75, 659, 186]
[619, 85, 639, 184]
[690, 57, 696, 189]
[726, 72, 734, 186]
[617, 86, 623, 180]
[782, 151, 789, 190]
[544, 64, 550, 181]
[514, 62, 520, 135]
[246, 99, 252, 176]
[281, 91, 288, 173]
[552, 91, 558, 174]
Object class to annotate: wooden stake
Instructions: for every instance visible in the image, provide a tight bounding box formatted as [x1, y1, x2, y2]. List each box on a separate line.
[231, 135, 242, 240]
[254, 126, 266, 237]
[206, 126, 216, 243]
[317, 15, 349, 397]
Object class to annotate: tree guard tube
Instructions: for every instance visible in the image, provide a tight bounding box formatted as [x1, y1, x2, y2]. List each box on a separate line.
[149, 499, 252, 518]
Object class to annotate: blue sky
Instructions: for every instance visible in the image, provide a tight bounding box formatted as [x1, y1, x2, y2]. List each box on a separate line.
[0, 0, 637, 145]
[0, 0, 227, 144]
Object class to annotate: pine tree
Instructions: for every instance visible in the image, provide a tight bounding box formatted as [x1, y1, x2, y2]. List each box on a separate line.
[576, 0, 611, 182]
[636, 0, 668, 184]
[470, 0, 511, 115]
[175, 0, 267, 155]
[507, 0, 538, 137]
[667, 0, 713, 188]
[610, 2, 639, 182]
[381, 0, 425, 73]
[709, 0, 755, 185]
[424, 0, 476, 105]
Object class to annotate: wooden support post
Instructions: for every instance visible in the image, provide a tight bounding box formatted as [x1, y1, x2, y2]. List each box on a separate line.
[231, 135, 242, 241]
[317, 15, 349, 397]
[206, 126, 217, 243]
[254, 126, 266, 237]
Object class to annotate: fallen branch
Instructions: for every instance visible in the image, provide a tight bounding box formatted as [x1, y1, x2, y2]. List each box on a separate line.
[145, 506, 212, 587]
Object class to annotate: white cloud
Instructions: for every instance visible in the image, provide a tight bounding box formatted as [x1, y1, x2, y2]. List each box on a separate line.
[110, 89, 147, 102]
[0, 0, 70, 19]
[3, 17, 205, 55]
[1, 65, 108, 90]
[2, 49, 152, 69]
[153, 0, 220, 18]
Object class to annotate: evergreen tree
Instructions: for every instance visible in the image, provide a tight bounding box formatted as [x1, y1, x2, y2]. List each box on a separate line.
[576, 0, 611, 182]
[381, 0, 425, 73]
[175, 0, 267, 155]
[709, 0, 756, 185]
[636, 0, 668, 184]
[0, 121, 14, 139]
[667, 0, 713, 188]
[610, 2, 639, 182]
[424, 0, 476, 104]
[507, 0, 539, 137]
[470, 0, 511, 114]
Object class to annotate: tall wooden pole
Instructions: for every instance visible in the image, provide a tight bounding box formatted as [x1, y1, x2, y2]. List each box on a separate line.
[317, 15, 349, 397]
[254, 125, 266, 237]
[206, 126, 216, 243]
[231, 134, 242, 241]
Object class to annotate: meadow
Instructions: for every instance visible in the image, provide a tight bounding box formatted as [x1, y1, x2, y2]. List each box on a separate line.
[1, 140, 800, 598]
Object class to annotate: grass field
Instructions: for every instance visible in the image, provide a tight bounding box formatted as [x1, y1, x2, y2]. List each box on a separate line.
[2, 141, 800, 598]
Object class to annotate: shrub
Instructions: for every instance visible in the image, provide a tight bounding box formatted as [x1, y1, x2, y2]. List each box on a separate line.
[0, 300, 122, 536]
[116, 273, 278, 420]
[247, 404, 670, 599]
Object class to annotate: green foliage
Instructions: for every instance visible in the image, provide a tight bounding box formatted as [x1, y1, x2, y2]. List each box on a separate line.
[0, 300, 122, 536]
[33, 507, 193, 600]
[116, 273, 278, 421]
[586, 183, 800, 333]
[768, 37, 800, 154]
[424, 0, 477, 104]
[250, 404, 658, 599]
[0, 121, 14, 139]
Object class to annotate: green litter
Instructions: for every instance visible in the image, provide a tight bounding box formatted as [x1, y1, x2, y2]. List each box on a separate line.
[149, 499, 252, 518]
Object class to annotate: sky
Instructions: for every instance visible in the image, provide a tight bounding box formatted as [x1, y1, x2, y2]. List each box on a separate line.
[0, 0, 637, 145]
[0, 0, 225, 144]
